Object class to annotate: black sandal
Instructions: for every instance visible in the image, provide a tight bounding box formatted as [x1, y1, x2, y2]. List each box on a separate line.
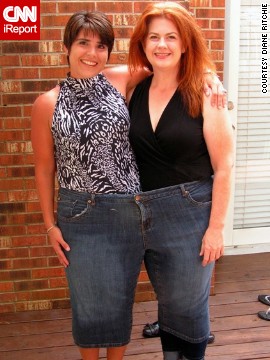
[258, 308, 270, 321]
[142, 321, 160, 337]
[258, 294, 270, 306]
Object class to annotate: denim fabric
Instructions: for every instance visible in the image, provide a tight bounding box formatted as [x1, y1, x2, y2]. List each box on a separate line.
[57, 178, 214, 352]
[57, 188, 144, 347]
[135, 179, 214, 346]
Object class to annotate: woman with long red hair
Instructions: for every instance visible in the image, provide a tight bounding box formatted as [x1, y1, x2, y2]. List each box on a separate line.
[128, 3, 234, 359]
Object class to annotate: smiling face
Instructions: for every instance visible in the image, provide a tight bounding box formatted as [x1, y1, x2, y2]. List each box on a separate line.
[66, 30, 109, 79]
[143, 16, 185, 73]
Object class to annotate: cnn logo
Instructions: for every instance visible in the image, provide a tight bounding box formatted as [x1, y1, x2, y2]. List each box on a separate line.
[3, 6, 37, 22]
[0, 0, 40, 40]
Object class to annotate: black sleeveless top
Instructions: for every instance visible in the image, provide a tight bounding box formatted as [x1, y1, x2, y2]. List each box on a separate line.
[129, 76, 213, 191]
[52, 74, 140, 194]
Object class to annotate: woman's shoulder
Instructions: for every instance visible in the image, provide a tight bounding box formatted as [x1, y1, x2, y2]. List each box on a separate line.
[33, 85, 60, 109]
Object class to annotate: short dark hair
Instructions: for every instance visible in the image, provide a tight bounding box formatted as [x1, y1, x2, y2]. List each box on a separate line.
[64, 11, 115, 63]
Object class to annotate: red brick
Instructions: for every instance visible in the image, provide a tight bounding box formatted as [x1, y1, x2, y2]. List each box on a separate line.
[52, 299, 71, 309]
[22, 55, 60, 67]
[0, 282, 14, 292]
[211, 40, 225, 50]
[212, 0, 225, 6]
[39, 41, 63, 53]
[16, 291, 33, 301]
[0, 292, 16, 303]
[40, 28, 62, 41]
[211, 50, 224, 61]
[98, 2, 132, 13]
[113, 27, 133, 38]
[30, 246, 55, 257]
[26, 202, 42, 213]
[0, 202, 26, 214]
[135, 291, 156, 302]
[8, 190, 37, 202]
[202, 30, 224, 40]
[135, 1, 188, 13]
[0, 154, 25, 166]
[49, 277, 68, 288]
[0, 248, 29, 259]
[0, 131, 24, 142]
[32, 267, 65, 279]
[0, 304, 15, 313]
[13, 258, 47, 270]
[58, 2, 95, 14]
[48, 256, 62, 267]
[27, 223, 47, 235]
[4, 118, 31, 130]
[196, 19, 210, 29]
[108, 53, 128, 65]
[22, 80, 57, 93]
[8, 213, 43, 226]
[0, 179, 25, 191]
[16, 300, 53, 311]
[0, 55, 20, 67]
[7, 166, 35, 177]
[0, 168, 7, 178]
[2, 68, 39, 80]
[114, 14, 138, 27]
[2, 42, 39, 54]
[0, 237, 13, 250]
[14, 280, 49, 292]
[23, 105, 33, 117]
[0, 226, 26, 237]
[138, 271, 150, 282]
[40, 67, 67, 79]
[196, 9, 225, 18]
[32, 289, 67, 300]
[136, 282, 154, 292]
[0, 81, 21, 93]
[42, 15, 70, 27]
[0, 106, 22, 117]
[0, 260, 12, 271]
[190, 0, 210, 7]
[1, 270, 31, 281]
[40, 2, 57, 13]
[211, 19, 225, 29]
[12, 235, 46, 247]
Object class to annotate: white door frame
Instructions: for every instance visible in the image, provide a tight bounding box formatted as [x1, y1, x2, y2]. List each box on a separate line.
[223, 0, 270, 255]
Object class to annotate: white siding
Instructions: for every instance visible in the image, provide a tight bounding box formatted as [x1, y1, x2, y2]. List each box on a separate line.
[233, 0, 270, 230]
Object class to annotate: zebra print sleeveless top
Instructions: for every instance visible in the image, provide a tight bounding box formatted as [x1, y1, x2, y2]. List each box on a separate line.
[51, 73, 140, 194]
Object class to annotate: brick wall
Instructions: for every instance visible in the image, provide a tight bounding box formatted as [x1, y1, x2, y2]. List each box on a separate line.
[0, 0, 225, 313]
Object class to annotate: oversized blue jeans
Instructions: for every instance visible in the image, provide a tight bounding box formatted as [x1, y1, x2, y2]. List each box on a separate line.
[57, 178, 214, 355]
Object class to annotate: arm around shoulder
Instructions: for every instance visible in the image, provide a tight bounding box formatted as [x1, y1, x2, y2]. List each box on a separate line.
[103, 65, 150, 98]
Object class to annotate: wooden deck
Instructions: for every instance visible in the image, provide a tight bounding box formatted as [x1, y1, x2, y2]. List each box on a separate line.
[1, 252, 270, 360]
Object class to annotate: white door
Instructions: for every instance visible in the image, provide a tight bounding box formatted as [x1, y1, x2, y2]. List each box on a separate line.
[224, 0, 270, 254]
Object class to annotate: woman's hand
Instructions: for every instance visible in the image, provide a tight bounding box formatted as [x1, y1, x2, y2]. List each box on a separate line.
[203, 72, 227, 109]
[47, 226, 70, 267]
[200, 227, 225, 267]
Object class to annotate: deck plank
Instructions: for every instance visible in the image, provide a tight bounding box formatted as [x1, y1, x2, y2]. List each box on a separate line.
[0, 253, 270, 359]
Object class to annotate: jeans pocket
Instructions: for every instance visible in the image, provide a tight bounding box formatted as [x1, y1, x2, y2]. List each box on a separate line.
[182, 179, 212, 206]
[57, 195, 90, 221]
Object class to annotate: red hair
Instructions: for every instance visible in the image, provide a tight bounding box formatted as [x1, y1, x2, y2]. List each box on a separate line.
[128, 2, 215, 118]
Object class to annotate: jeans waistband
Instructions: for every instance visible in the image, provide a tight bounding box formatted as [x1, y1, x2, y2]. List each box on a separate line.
[58, 187, 135, 203]
[134, 179, 212, 201]
[59, 178, 212, 203]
